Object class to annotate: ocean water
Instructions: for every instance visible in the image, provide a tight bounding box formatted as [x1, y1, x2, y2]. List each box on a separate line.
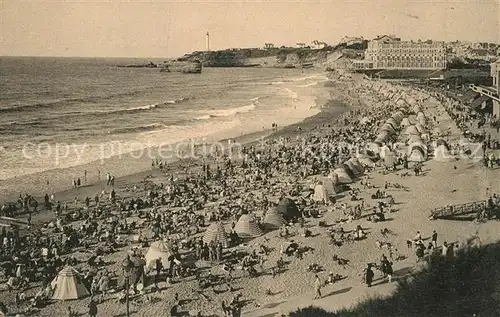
[0, 57, 327, 181]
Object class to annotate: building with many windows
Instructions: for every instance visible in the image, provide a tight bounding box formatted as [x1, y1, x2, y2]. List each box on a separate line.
[364, 35, 446, 70]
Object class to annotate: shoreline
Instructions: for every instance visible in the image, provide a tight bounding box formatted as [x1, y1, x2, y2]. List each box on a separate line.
[0, 72, 340, 205]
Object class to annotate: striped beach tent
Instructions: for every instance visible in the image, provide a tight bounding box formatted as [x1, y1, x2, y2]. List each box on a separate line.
[380, 124, 396, 135]
[263, 209, 286, 230]
[383, 151, 397, 168]
[203, 222, 229, 247]
[235, 214, 263, 239]
[51, 266, 90, 300]
[386, 118, 399, 130]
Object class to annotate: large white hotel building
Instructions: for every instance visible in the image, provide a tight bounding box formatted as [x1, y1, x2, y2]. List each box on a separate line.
[364, 35, 447, 70]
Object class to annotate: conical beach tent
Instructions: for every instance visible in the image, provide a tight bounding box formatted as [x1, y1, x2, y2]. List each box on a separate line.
[277, 198, 302, 221]
[379, 145, 391, 159]
[145, 240, 173, 269]
[408, 146, 426, 162]
[203, 222, 229, 247]
[234, 214, 263, 239]
[51, 266, 90, 300]
[383, 152, 397, 168]
[433, 145, 453, 162]
[263, 209, 286, 230]
[401, 117, 411, 127]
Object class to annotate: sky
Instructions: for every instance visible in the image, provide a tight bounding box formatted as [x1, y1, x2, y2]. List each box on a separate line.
[1, 0, 499, 58]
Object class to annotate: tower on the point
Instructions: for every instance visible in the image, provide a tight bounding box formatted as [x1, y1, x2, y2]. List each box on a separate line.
[206, 32, 210, 51]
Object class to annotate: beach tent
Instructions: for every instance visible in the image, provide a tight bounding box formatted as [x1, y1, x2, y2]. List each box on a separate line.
[415, 123, 426, 134]
[51, 266, 90, 301]
[345, 158, 364, 176]
[405, 125, 420, 136]
[433, 145, 453, 162]
[203, 222, 229, 247]
[379, 145, 391, 159]
[234, 214, 263, 239]
[391, 112, 404, 124]
[333, 167, 353, 184]
[327, 172, 339, 186]
[317, 176, 336, 195]
[386, 118, 399, 130]
[380, 124, 396, 135]
[276, 198, 302, 222]
[341, 163, 357, 180]
[407, 134, 423, 145]
[420, 133, 430, 142]
[356, 154, 376, 168]
[263, 209, 286, 230]
[313, 184, 329, 204]
[408, 144, 427, 162]
[435, 139, 450, 149]
[145, 240, 173, 269]
[383, 151, 397, 168]
[432, 127, 443, 137]
[401, 118, 411, 127]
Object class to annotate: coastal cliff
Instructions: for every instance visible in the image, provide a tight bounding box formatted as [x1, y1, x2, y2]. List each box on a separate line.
[183, 47, 343, 68]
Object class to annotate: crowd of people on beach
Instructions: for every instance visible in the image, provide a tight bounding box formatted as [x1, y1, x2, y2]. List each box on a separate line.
[0, 76, 499, 317]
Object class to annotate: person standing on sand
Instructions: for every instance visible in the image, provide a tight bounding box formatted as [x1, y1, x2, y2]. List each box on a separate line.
[365, 264, 374, 287]
[88, 298, 97, 317]
[313, 274, 322, 299]
[84, 170, 87, 185]
[432, 230, 438, 248]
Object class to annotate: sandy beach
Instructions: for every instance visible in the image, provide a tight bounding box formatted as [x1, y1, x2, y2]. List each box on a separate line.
[1, 72, 499, 317]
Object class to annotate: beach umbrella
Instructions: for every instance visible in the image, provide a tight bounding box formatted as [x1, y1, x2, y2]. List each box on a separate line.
[202, 222, 229, 247]
[234, 214, 263, 239]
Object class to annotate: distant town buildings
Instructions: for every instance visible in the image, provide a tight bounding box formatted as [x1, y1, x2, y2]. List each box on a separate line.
[364, 35, 446, 70]
[446, 41, 498, 61]
[338, 36, 365, 47]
